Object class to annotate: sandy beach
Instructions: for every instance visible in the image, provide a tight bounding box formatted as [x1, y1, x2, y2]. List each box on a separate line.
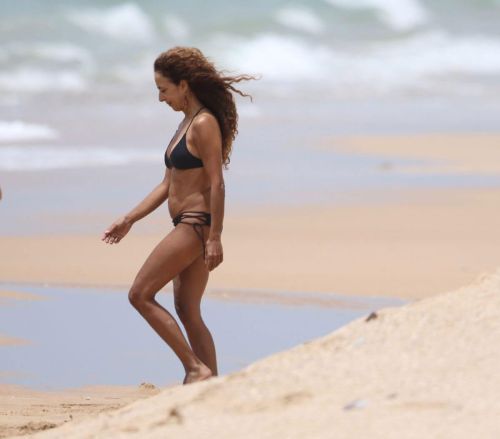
[3, 0, 500, 434]
[2, 185, 500, 299]
[0, 384, 161, 439]
[2, 132, 500, 436]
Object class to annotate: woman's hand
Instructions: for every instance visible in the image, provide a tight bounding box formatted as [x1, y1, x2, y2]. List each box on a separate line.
[102, 216, 133, 244]
[205, 238, 223, 271]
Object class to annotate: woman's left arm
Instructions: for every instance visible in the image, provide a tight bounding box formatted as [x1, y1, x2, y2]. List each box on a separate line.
[192, 114, 225, 271]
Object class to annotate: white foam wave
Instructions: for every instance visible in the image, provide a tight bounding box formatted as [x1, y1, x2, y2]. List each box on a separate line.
[0, 121, 59, 143]
[354, 31, 500, 90]
[1, 42, 93, 66]
[325, 0, 430, 31]
[33, 43, 93, 65]
[211, 33, 332, 82]
[212, 30, 500, 96]
[0, 146, 158, 171]
[0, 69, 86, 93]
[275, 6, 325, 35]
[67, 3, 155, 43]
[163, 14, 190, 40]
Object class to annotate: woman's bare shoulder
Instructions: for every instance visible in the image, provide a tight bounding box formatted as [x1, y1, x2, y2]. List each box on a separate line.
[191, 110, 221, 138]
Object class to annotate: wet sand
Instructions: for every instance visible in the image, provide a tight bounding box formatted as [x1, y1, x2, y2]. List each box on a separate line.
[327, 133, 500, 174]
[0, 335, 30, 346]
[2, 186, 500, 299]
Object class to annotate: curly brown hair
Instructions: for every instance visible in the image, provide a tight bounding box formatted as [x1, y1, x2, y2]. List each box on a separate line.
[154, 47, 257, 168]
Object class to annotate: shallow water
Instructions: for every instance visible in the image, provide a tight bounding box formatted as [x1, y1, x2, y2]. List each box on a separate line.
[0, 283, 405, 390]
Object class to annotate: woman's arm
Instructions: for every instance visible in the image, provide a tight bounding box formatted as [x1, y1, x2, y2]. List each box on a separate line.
[192, 114, 224, 270]
[124, 167, 171, 224]
[102, 169, 170, 244]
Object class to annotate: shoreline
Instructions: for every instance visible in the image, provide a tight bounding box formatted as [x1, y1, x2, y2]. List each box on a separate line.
[0, 282, 406, 309]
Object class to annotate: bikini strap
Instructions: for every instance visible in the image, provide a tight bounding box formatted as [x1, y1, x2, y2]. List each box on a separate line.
[186, 106, 205, 131]
[172, 211, 211, 256]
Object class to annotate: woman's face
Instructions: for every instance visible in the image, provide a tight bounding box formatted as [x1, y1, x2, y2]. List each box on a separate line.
[154, 72, 186, 111]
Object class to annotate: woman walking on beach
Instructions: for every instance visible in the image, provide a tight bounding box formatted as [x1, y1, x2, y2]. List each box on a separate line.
[102, 47, 254, 385]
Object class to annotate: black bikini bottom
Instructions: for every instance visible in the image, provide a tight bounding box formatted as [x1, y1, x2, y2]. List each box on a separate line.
[172, 210, 211, 256]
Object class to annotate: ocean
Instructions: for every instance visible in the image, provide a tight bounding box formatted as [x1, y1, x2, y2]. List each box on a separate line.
[1, 0, 500, 232]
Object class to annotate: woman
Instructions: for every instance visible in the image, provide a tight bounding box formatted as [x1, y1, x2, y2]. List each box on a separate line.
[101, 47, 255, 385]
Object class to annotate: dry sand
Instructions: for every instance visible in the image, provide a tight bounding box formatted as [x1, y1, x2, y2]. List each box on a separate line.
[2, 187, 500, 299]
[0, 384, 161, 438]
[8, 268, 500, 439]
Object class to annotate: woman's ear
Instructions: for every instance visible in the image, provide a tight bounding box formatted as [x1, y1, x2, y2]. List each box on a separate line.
[179, 79, 188, 93]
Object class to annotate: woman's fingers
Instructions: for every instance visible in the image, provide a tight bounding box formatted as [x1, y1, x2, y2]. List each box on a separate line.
[205, 240, 223, 270]
[110, 235, 122, 244]
[102, 228, 123, 244]
[102, 224, 116, 240]
[102, 222, 127, 244]
[206, 251, 223, 271]
[214, 255, 222, 270]
[103, 217, 134, 244]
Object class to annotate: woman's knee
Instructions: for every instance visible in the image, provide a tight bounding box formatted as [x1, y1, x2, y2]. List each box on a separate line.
[128, 283, 154, 310]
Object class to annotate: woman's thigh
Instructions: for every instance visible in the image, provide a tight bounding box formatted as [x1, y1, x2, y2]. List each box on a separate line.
[173, 253, 210, 319]
[131, 224, 204, 300]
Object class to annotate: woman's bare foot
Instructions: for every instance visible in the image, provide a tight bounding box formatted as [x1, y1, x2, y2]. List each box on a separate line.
[183, 363, 213, 385]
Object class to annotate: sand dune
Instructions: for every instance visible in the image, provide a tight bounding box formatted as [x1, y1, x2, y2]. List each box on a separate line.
[17, 269, 500, 439]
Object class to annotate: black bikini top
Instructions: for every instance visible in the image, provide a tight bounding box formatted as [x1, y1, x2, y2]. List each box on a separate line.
[164, 107, 205, 170]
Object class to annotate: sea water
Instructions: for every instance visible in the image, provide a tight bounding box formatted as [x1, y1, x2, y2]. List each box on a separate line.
[0, 283, 405, 390]
[1, 2, 500, 227]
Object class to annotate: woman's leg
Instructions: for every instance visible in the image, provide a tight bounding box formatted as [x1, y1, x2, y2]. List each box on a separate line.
[128, 224, 212, 384]
[173, 254, 218, 376]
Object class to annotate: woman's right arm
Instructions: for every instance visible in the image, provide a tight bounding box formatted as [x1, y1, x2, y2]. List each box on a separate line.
[102, 168, 170, 244]
[124, 167, 170, 224]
